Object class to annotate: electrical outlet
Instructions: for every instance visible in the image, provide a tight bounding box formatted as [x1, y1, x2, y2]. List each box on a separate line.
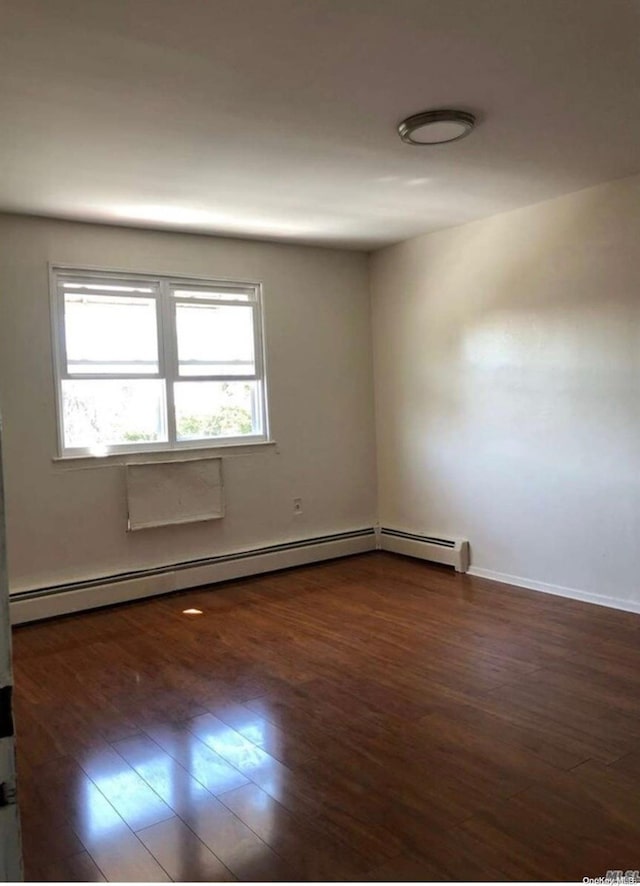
[293, 497, 303, 514]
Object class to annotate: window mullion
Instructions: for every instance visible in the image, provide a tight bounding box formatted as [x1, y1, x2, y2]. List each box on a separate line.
[159, 281, 178, 447]
[53, 278, 69, 456]
[252, 295, 267, 437]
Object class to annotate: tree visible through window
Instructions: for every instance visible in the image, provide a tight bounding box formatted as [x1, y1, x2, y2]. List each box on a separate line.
[51, 269, 268, 456]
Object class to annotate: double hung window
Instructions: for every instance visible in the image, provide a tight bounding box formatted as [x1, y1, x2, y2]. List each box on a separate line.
[51, 268, 268, 456]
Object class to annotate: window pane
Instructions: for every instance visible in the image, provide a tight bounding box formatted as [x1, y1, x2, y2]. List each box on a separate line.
[62, 380, 167, 449]
[175, 303, 255, 376]
[174, 381, 259, 441]
[64, 293, 159, 375]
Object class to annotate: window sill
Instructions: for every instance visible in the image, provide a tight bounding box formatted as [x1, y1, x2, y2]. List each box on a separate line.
[52, 440, 279, 469]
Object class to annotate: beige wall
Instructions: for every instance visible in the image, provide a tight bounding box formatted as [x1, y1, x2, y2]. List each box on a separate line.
[371, 174, 640, 611]
[0, 214, 377, 593]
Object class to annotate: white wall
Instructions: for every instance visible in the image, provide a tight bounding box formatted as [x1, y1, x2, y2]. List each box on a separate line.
[0, 214, 377, 594]
[371, 174, 640, 611]
[4, 173, 639, 614]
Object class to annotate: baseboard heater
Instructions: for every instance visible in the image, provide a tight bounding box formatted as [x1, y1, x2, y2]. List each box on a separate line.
[380, 527, 469, 573]
[9, 528, 376, 625]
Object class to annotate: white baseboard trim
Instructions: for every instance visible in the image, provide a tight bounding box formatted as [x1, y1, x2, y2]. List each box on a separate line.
[10, 528, 376, 625]
[467, 566, 640, 616]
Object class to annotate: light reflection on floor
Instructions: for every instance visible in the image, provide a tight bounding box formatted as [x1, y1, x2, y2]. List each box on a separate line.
[82, 779, 122, 841]
[194, 718, 269, 771]
[86, 755, 174, 838]
[84, 714, 278, 844]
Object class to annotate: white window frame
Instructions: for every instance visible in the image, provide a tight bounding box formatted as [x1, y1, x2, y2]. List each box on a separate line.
[50, 266, 270, 458]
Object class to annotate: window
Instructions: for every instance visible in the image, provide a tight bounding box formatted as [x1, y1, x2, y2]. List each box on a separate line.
[51, 268, 269, 456]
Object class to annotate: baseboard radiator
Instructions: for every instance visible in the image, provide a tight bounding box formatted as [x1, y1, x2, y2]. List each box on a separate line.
[10, 528, 376, 625]
[379, 527, 470, 573]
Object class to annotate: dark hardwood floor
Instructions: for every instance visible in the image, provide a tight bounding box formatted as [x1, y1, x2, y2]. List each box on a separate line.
[12, 552, 640, 881]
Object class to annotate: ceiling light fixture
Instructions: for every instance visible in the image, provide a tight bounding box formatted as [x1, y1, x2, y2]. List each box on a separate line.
[398, 109, 476, 146]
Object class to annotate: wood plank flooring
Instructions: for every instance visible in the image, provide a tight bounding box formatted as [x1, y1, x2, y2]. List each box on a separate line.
[12, 552, 640, 881]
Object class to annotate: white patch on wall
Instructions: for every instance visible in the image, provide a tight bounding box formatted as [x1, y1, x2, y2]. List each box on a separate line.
[126, 457, 223, 530]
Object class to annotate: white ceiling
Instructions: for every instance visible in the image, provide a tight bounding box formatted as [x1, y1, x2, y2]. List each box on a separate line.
[1, 0, 639, 249]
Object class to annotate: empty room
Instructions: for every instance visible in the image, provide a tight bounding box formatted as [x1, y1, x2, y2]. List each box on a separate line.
[1, 0, 639, 881]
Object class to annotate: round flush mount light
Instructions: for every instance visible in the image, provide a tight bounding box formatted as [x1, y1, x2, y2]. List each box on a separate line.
[398, 109, 476, 145]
